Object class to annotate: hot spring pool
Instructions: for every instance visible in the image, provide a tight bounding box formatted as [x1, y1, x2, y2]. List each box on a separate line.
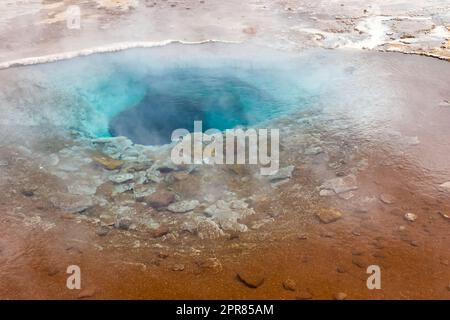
[15, 43, 350, 145]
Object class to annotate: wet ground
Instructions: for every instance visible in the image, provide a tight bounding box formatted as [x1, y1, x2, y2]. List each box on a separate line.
[0, 42, 450, 299]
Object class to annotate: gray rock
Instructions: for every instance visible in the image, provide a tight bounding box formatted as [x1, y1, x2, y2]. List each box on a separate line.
[109, 173, 134, 184]
[320, 174, 358, 194]
[113, 183, 134, 195]
[320, 189, 335, 197]
[304, 146, 323, 155]
[181, 217, 225, 240]
[115, 218, 133, 230]
[50, 193, 93, 214]
[167, 200, 200, 213]
[204, 200, 254, 233]
[267, 165, 295, 182]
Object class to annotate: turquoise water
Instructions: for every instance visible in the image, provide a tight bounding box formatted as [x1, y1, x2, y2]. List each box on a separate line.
[35, 44, 337, 145]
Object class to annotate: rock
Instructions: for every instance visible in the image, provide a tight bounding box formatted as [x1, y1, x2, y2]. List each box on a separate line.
[336, 265, 347, 273]
[236, 270, 265, 288]
[304, 146, 323, 155]
[50, 193, 93, 214]
[145, 190, 175, 209]
[92, 153, 124, 170]
[153, 159, 178, 173]
[334, 292, 347, 300]
[172, 264, 185, 271]
[267, 165, 295, 182]
[113, 183, 134, 195]
[146, 169, 162, 183]
[438, 182, 450, 191]
[352, 257, 366, 268]
[21, 189, 35, 197]
[115, 218, 132, 230]
[380, 193, 396, 204]
[167, 200, 200, 213]
[319, 189, 335, 197]
[316, 208, 343, 224]
[77, 288, 96, 299]
[91, 137, 133, 158]
[282, 279, 297, 291]
[320, 175, 358, 194]
[410, 240, 420, 247]
[150, 226, 170, 238]
[182, 217, 225, 240]
[133, 185, 156, 201]
[338, 191, 355, 200]
[296, 290, 313, 300]
[404, 213, 417, 222]
[108, 173, 134, 184]
[438, 211, 450, 220]
[196, 258, 223, 273]
[438, 100, 450, 107]
[204, 200, 254, 233]
[96, 226, 110, 236]
[67, 181, 98, 196]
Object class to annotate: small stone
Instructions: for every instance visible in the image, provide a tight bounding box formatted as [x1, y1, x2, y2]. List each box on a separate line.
[196, 258, 223, 273]
[109, 173, 134, 184]
[267, 165, 295, 182]
[296, 290, 313, 300]
[336, 265, 347, 273]
[167, 200, 199, 213]
[410, 240, 420, 247]
[150, 226, 170, 238]
[172, 264, 185, 271]
[339, 191, 355, 200]
[304, 146, 323, 155]
[334, 292, 347, 300]
[380, 193, 396, 204]
[21, 189, 35, 197]
[115, 218, 132, 230]
[438, 100, 450, 108]
[236, 270, 265, 288]
[282, 279, 297, 291]
[92, 154, 124, 170]
[77, 288, 96, 299]
[50, 194, 93, 214]
[297, 234, 308, 240]
[316, 208, 343, 224]
[319, 189, 335, 197]
[320, 175, 358, 194]
[404, 213, 417, 222]
[439, 181, 450, 191]
[96, 226, 109, 236]
[438, 211, 450, 220]
[352, 257, 366, 268]
[145, 190, 176, 209]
